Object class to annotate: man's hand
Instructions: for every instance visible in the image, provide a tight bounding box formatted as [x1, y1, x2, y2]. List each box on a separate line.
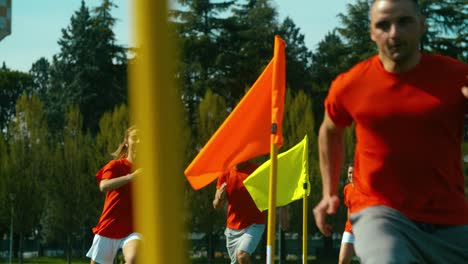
[313, 195, 340, 237]
[217, 182, 227, 201]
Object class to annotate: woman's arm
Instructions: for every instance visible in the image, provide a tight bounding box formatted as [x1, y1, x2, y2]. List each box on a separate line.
[99, 168, 142, 192]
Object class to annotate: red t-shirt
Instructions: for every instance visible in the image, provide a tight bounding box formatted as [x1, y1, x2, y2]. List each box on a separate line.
[326, 54, 468, 225]
[343, 184, 353, 233]
[92, 158, 134, 238]
[217, 163, 266, 229]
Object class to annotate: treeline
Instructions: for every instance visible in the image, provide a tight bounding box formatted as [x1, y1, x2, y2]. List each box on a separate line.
[0, 0, 466, 263]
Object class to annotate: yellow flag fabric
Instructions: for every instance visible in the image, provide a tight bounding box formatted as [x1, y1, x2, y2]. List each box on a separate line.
[244, 135, 310, 211]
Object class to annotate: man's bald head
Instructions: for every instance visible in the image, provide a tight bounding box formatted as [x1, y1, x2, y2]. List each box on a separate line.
[371, 0, 422, 17]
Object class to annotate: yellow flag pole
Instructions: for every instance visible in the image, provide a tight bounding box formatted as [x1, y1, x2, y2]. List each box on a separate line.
[303, 183, 308, 264]
[129, 1, 186, 263]
[266, 140, 278, 264]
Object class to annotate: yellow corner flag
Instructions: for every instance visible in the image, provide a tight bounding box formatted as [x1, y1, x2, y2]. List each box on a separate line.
[244, 135, 310, 211]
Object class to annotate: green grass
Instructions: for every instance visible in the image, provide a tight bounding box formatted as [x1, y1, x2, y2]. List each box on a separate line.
[1, 255, 358, 264]
[191, 256, 349, 264]
[0, 257, 89, 264]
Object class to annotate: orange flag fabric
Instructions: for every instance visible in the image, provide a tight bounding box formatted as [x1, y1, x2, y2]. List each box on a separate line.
[185, 35, 286, 190]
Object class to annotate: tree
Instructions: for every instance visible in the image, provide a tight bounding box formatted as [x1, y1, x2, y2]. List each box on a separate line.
[184, 89, 229, 262]
[89, 0, 128, 120]
[311, 31, 349, 90]
[40, 106, 95, 264]
[281, 90, 319, 234]
[278, 17, 313, 93]
[336, 0, 376, 66]
[419, 0, 468, 61]
[219, 0, 278, 106]
[309, 31, 349, 131]
[93, 104, 130, 173]
[0, 130, 11, 233]
[0, 69, 32, 131]
[29, 57, 50, 102]
[171, 0, 235, 121]
[6, 94, 48, 264]
[49, 0, 127, 133]
[334, 0, 467, 63]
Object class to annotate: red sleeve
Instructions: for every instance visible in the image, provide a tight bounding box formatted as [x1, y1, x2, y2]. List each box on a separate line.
[343, 184, 353, 208]
[343, 184, 353, 233]
[324, 74, 353, 127]
[95, 160, 119, 184]
[344, 216, 353, 233]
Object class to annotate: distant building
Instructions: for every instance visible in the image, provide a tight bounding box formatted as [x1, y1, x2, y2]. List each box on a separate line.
[0, 0, 11, 41]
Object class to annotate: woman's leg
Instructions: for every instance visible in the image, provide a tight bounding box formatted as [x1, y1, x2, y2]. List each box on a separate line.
[122, 238, 139, 264]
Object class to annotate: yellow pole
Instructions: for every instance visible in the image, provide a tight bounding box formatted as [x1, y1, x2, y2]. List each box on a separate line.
[266, 141, 278, 264]
[129, 1, 186, 263]
[302, 184, 308, 264]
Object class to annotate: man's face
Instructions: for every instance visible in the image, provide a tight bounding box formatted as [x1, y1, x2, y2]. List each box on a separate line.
[370, 0, 425, 63]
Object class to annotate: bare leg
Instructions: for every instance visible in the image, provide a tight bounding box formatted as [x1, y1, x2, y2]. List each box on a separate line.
[122, 239, 139, 264]
[338, 242, 355, 264]
[237, 250, 251, 264]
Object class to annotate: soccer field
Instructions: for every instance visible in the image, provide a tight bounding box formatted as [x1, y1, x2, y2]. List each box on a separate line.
[0, 257, 88, 264]
[4, 256, 357, 264]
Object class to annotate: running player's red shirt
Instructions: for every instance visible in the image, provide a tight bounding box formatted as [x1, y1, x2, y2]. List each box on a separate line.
[325, 54, 468, 225]
[217, 163, 266, 229]
[343, 184, 353, 233]
[92, 158, 134, 238]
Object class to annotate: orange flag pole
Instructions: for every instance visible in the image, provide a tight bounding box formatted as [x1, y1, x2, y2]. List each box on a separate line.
[129, 0, 186, 263]
[266, 35, 286, 264]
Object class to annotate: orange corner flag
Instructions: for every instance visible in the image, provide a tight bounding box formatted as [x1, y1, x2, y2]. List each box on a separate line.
[185, 35, 286, 190]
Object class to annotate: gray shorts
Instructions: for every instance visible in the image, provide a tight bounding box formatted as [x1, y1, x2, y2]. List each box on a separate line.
[224, 224, 265, 264]
[351, 206, 468, 264]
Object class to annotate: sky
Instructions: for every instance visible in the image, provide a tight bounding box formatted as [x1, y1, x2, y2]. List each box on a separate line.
[0, 0, 355, 72]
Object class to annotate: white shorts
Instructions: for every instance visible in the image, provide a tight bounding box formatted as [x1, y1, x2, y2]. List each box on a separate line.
[341, 231, 355, 244]
[86, 233, 141, 264]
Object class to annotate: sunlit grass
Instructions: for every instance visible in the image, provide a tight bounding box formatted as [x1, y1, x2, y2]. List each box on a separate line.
[0, 257, 89, 264]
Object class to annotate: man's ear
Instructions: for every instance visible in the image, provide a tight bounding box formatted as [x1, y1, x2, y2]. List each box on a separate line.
[370, 31, 376, 42]
[369, 22, 376, 42]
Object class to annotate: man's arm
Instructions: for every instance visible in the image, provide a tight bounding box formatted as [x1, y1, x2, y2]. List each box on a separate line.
[313, 112, 346, 237]
[213, 182, 227, 209]
[319, 112, 345, 198]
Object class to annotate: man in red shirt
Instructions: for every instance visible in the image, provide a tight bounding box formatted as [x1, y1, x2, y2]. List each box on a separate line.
[213, 161, 265, 264]
[213, 161, 288, 264]
[313, 0, 468, 263]
[338, 166, 356, 264]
